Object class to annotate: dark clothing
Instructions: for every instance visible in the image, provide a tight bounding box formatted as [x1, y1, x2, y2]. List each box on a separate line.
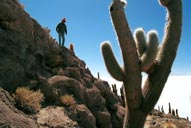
[56, 22, 67, 34]
[56, 22, 67, 46]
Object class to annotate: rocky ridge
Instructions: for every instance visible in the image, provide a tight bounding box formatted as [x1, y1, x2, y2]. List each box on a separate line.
[0, 0, 191, 128]
[0, 0, 124, 127]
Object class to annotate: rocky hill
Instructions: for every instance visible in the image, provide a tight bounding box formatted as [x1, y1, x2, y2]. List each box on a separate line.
[0, 0, 191, 128]
[0, 0, 124, 127]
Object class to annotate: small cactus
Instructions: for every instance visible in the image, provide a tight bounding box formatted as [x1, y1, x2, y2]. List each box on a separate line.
[161, 105, 164, 113]
[97, 72, 100, 79]
[172, 109, 175, 116]
[69, 43, 74, 52]
[175, 109, 179, 118]
[112, 84, 118, 96]
[120, 85, 125, 107]
[168, 102, 172, 114]
[158, 105, 160, 112]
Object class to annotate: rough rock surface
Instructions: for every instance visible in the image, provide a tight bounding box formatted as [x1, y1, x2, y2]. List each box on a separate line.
[36, 106, 79, 128]
[0, 87, 38, 128]
[0, 0, 191, 128]
[144, 110, 191, 128]
[0, 0, 124, 128]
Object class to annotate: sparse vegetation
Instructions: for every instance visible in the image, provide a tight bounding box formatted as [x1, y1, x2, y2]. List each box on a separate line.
[13, 87, 44, 114]
[163, 121, 177, 128]
[60, 94, 76, 106]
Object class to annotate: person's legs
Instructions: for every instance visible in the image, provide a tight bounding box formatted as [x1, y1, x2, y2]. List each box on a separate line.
[61, 34, 65, 47]
[58, 33, 62, 46]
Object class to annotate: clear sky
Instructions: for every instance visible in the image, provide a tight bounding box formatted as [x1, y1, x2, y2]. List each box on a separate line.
[19, 0, 191, 118]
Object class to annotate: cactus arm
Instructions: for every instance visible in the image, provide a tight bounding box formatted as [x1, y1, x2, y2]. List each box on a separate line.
[101, 42, 124, 81]
[110, 1, 142, 106]
[134, 28, 147, 57]
[142, 0, 182, 113]
[110, 0, 140, 75]
[141, 30, 159, 72]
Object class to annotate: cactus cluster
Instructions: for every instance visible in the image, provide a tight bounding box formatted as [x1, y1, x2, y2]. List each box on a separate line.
[120, 86, 125, 107]
[111, 84, 118, 96]
[134, 28, 159, 73]
[158, 103, 180, 118]
[158, 105, 165, 113]
[101, 0, 182, 127]
[168, 102, 179, 118]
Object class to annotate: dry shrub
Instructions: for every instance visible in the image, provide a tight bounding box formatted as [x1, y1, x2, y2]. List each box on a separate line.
[13, 87, 44, 114]
[163, 122, 177, 128]
[60, 94, 76, 106]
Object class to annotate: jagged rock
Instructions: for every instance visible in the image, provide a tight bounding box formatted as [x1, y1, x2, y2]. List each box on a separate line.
[46, 54, 64, 68]
[42, 75, 86, 104]
[60, 47, 86, 68]
[85, 86, 105, 108]
[36, 106, 79, 128]
[67, 104, 96, 128]
[94, 80, 125, 128]
[144, 109, 191, 128]
[0, 87, 38, 128]
[0, 0, 60, 91]
[92, 110, 112, 128]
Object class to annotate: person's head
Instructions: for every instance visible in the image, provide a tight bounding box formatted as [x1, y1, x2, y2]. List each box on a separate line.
[62, 18, 66, 23]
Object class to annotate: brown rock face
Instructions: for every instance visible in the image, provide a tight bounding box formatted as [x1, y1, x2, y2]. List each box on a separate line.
[0, 0, 60, 91]
[0, 0, 124, 127]
[0, 87, 38, 128]
[36, 106, 79, 128]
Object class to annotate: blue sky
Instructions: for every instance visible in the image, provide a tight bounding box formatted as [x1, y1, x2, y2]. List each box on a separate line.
[19, 0, 191, 118]
[19, 0, 191, 77]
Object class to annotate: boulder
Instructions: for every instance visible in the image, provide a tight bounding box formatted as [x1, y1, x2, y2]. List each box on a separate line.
[67, 104, 96, 128]
[0, 87, 38, 128]
[36, 106, 79, 128]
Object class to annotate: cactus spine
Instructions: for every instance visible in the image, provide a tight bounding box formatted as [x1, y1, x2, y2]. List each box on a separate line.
[134, 29, 159, 73]
[101, 0, 182, 127]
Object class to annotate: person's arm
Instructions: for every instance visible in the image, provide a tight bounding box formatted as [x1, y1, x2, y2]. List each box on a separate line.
[56, 24, 60, 33]
[65, 24, 67, 35]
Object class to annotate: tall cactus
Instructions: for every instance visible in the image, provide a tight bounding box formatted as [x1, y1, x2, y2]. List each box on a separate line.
[101, 0, 182, 127]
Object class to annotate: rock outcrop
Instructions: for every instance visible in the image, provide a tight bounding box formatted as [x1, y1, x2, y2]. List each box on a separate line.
[36, 106, 79, 128]
[144, 110, 191, 128]
[0, 0, 60, 91]
[0, 87, 38, 128]
[0, 0, 124, 127]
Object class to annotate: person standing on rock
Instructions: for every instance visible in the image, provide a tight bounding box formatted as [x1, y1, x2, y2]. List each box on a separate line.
[56, 18, 67, 46]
